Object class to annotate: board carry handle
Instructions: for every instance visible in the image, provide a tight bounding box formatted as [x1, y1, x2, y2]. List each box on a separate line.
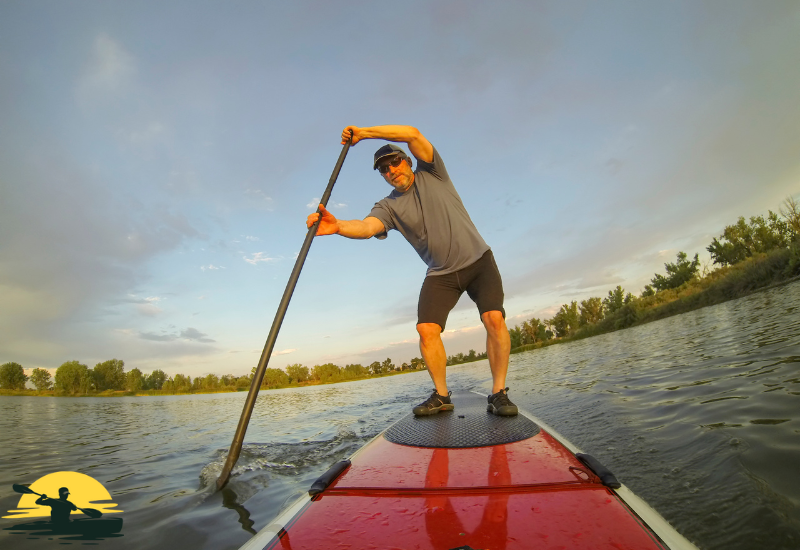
[576, 453, 621, 488]
[308, 460, 352, 496]
[216, 134, 353, 491]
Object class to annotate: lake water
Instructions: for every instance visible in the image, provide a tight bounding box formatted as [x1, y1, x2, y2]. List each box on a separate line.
[2, 281, 799, 549]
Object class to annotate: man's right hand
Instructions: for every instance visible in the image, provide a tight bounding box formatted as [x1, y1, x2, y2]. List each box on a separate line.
[306, 204, 339, 236]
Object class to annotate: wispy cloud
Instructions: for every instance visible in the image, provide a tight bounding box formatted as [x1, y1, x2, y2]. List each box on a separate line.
[306, 198, 347, 209]
[200, 264, 225, 271]
[271, 348, 296, 356]
[137, 303, 162, 317]
[244, 252, 278, 265]
[138, 327, 215, 344]
[245, 188, 274, 210]
[76, 33, 136, 98]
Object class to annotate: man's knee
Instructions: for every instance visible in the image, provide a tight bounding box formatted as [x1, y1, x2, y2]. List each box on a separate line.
[417, 323, 443, 343]
[481, 310, 507, 333]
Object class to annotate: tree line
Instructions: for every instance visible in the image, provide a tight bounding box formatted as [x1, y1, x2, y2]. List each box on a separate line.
[0, 347, 498, 395]
[0, 353, 462, 395]
[13, 198, 791, 394]
[508, 197, 800, 347]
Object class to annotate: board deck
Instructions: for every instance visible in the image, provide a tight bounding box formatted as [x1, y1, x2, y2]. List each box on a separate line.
[239, 392, 698, 550]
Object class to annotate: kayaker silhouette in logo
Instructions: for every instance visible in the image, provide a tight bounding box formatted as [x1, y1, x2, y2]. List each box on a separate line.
[35, 487, 77, 526]
[3, 471, 123, 540]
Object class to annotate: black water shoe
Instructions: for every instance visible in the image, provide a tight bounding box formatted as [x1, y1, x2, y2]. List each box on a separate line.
[487, 387, 518, 416]
[412, 389, 454, 416]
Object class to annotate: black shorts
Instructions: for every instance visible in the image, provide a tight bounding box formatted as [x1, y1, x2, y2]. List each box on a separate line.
[418, 250, 505, 331]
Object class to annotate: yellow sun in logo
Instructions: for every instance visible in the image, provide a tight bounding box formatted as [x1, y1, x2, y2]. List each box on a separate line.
[4, 471, 123, 519]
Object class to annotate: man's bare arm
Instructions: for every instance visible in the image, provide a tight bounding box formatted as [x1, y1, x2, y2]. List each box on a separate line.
[306, 204, 385, 239]
[341, 125, 434, 164]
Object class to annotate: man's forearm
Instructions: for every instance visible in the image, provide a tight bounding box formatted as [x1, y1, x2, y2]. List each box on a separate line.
[354, 125, 433, 163]
[336, 219, 378, 239]
[357, 125, 421, 143]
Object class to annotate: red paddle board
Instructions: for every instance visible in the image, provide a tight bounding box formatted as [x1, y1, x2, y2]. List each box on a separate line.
[239, 392, 697, 550]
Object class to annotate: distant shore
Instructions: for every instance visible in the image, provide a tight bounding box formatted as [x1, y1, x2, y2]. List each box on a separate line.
[3, 248, 797, 399]
[0, 369, 412, 398]
[511, 249, 799, 355]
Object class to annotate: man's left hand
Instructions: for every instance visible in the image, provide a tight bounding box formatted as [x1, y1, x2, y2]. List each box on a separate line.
[342, 126, 361, 145]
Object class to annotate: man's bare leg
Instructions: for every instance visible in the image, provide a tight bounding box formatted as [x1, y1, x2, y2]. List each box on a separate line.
[481, 311, 510, 394]
[417, 322, 449, 396]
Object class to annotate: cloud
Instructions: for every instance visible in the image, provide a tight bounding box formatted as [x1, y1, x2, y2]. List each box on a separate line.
[136, 303, 162, 317]
[245, 188, 274, 208]
[244, 252, 278, 265]
[180, 327, 215, 343]
[138, 327, 215, 344]
[77, 33, 136, 97]
[200, 264, 225, 271]
[271, 348, 296, 356]
[306, 198, 347, 210]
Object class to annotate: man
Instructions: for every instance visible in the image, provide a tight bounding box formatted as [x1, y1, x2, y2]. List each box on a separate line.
[307, 125, 517, 416]
[35, 487, 77, 526]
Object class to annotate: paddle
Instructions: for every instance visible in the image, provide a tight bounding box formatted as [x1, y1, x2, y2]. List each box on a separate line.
[216, 134, 353, 491]
[12, 484, 103, 519]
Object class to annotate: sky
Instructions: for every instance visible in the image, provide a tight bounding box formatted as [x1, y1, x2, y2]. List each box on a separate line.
[1, 1, 799, 379]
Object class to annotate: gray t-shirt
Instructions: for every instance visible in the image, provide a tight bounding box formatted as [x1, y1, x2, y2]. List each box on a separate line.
[368, 147, 489, 276]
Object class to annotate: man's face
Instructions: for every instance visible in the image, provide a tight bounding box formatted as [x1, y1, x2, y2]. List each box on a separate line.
[378, 155, 414, 193]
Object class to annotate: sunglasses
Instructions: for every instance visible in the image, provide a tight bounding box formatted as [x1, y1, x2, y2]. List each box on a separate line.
[378, 156, 405, 174]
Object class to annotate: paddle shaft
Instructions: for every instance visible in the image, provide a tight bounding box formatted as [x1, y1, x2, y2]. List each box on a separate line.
[216, 137, 352, 491]
[12, 484, 102, 518]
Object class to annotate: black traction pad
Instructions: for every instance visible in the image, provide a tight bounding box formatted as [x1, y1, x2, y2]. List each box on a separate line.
[383, 391, 540, 448]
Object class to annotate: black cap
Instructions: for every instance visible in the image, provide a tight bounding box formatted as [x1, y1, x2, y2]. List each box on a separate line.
[373, 144, 409, 170]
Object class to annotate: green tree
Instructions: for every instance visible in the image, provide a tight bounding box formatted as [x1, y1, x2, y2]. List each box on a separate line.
[651, 251, 700, 291]
[521, 318, 542, 345]
[220, 374, 236, 387]
[368, 361, 382, 375]
[126, 368, 145, 392]
[173, 373, 191, 391]
[286, 364, 310, 383]
[93, 359, 125, 391]
[508, 325, 522, 349]
[707, 213, 790, 266]
[30, 368, 53, 391]
[202, 373, 220, 389]
[55, 360, 93, 394]
[311, 363, 340, 383]
[236, 375, 250, 389]
[579, 297, 604, 326]
[381, 358, 395, 372]
[0, 362, 28, 390]
[343, 364, 368, 378]
[780, 196, 800, 238]
[261, 368, 289, 387]
[410, 357, 425, 370]
[603, 286, 626, 315]
[550, 301, 579, 337]
[147, 369, 167, 390]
